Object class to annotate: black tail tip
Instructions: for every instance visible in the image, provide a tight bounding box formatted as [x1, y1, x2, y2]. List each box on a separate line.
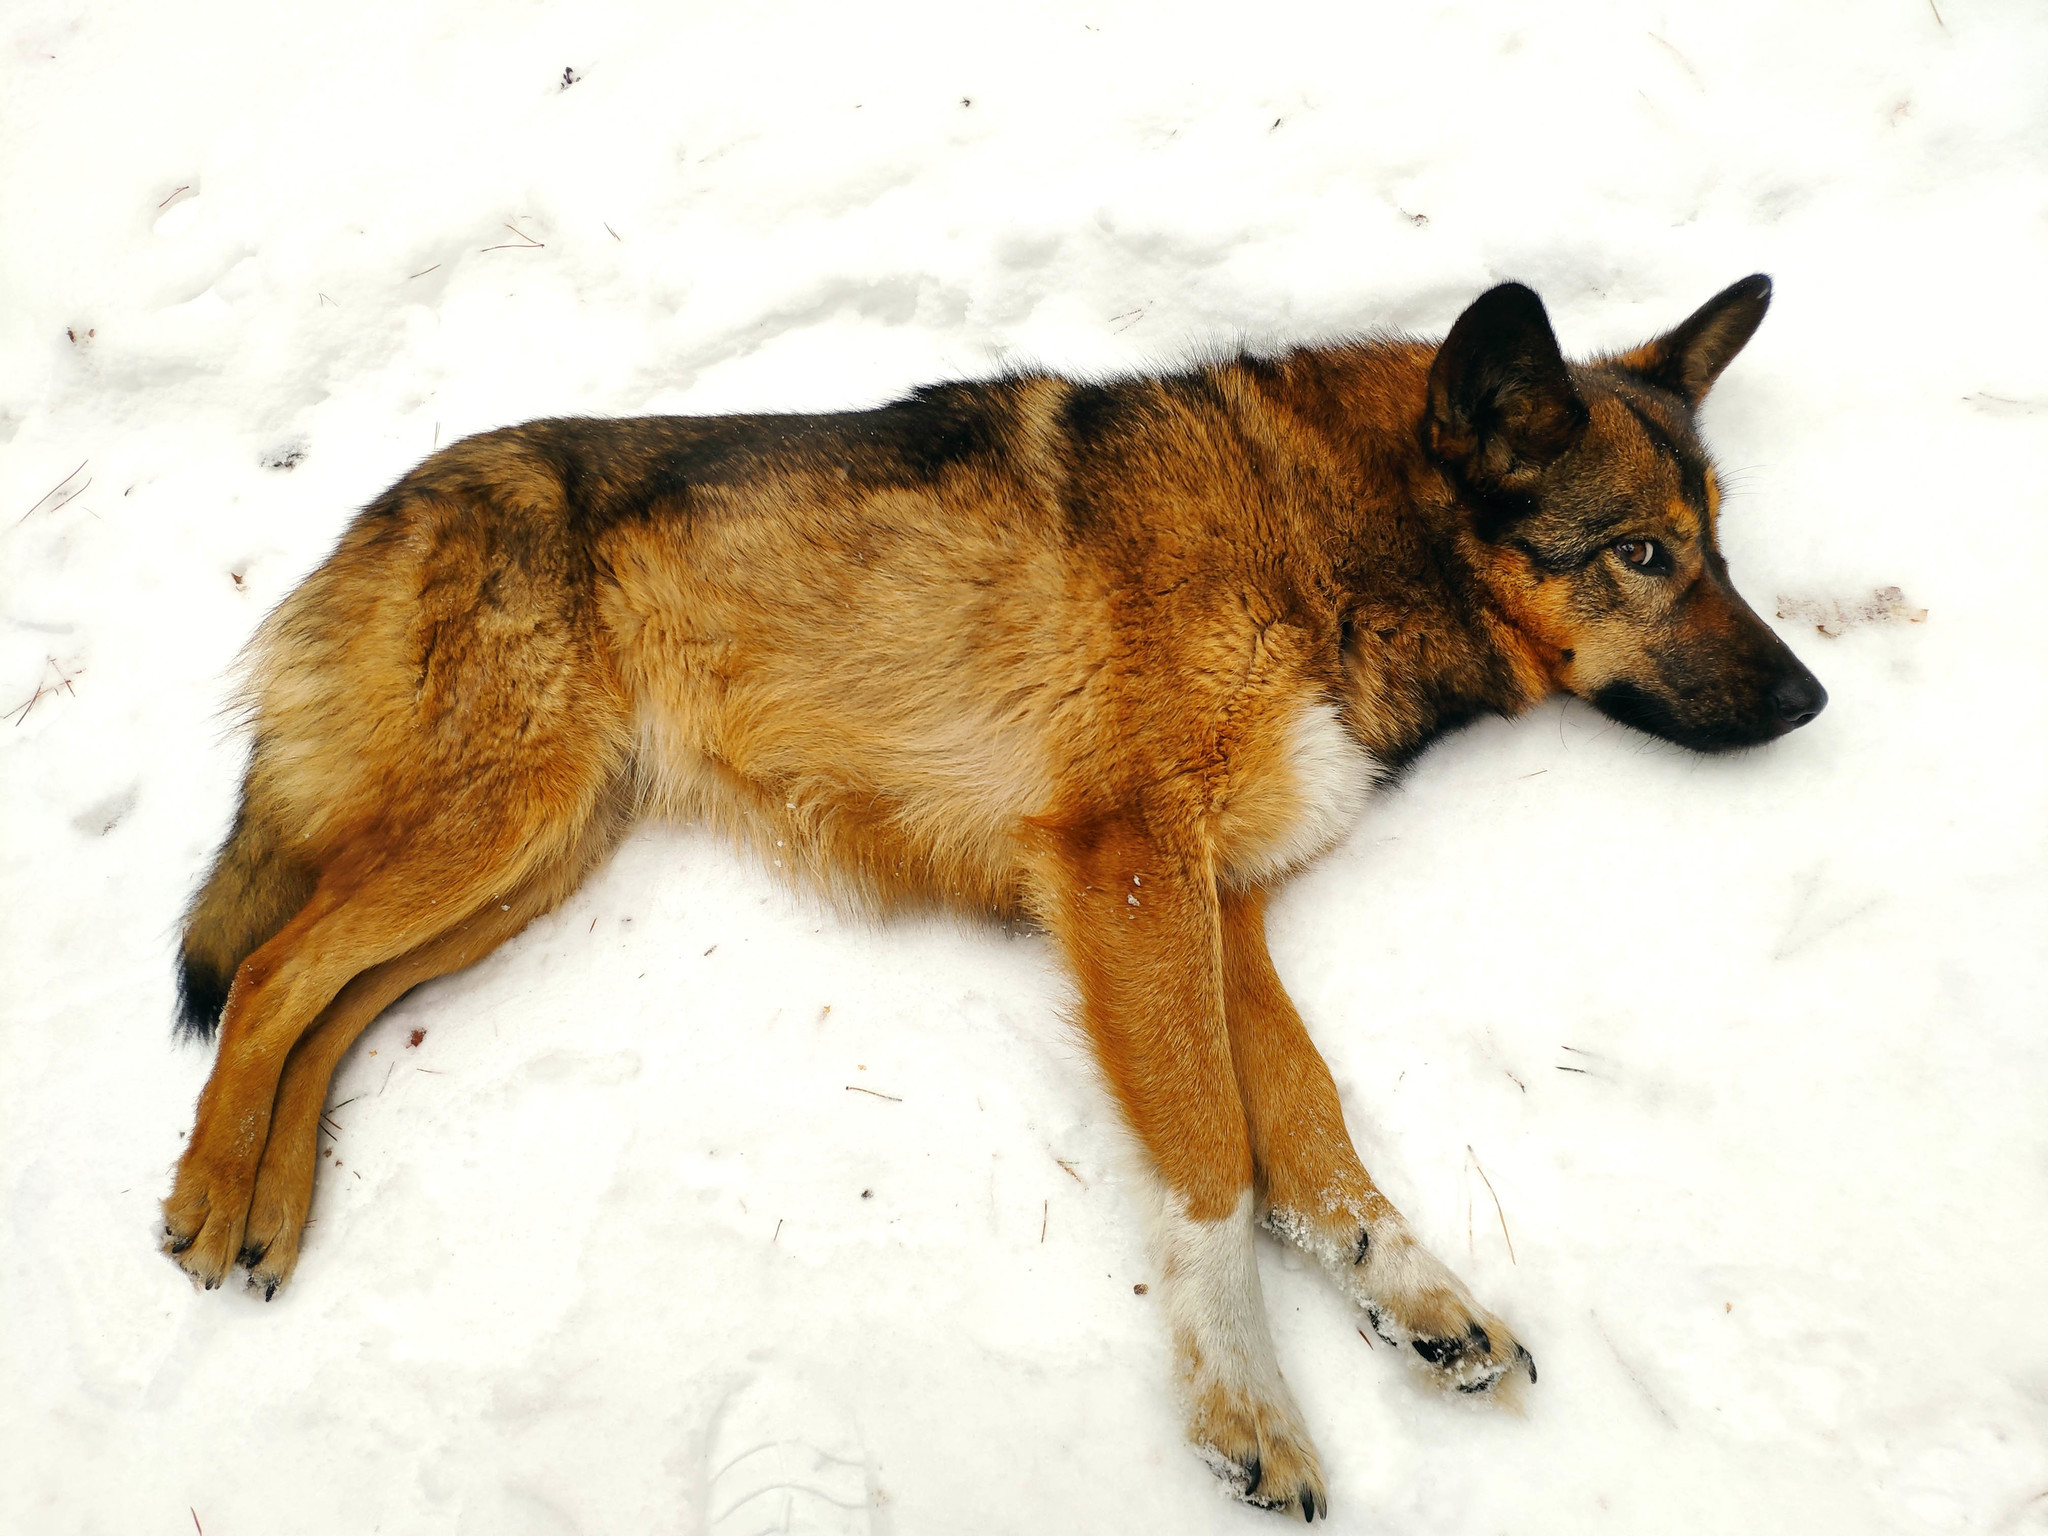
[175, 958, 229, 1043]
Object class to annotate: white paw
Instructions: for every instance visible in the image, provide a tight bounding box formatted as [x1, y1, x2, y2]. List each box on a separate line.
[1159, 1187, 1329, 1518]
[1354, 1222, 1535, 1394]
[1266, 1204, 1535, 1396]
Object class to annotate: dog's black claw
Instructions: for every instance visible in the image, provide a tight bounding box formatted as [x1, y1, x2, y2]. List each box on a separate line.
[166, 1231, 196, 1256]
[1243, 1454, 1263, 1498]
[263, 1279, 279, 1302]
[1301, 1486, 1317, 1521]
[203, 1275, 220, 1290]
[1411, 1335, 1453, 1366]
[1521, 1345, 1538, 1384]
[238, 1243, 268, 1269]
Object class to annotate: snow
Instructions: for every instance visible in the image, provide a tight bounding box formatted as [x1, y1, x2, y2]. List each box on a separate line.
[4, 1, 2046, 1531]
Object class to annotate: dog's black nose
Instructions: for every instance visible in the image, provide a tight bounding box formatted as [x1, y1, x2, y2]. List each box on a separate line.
[1770, 670, 1827, 729]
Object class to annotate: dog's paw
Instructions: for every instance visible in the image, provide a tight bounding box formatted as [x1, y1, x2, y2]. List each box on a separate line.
[237, 1171, 312, 1301]
[160, 1161, 253, 1291]
[1186, 1374, 1328, 1521]
[234, 1119, 325, 1300]
[1376, 1310, 1535, 1396]
[1264, 1202, 1535, 1399]
[1161, 1189, 1329, 1518]
[1356, 1227, 1534, 1397]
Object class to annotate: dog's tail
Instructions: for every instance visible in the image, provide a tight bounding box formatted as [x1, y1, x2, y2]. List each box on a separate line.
[176, 779, 317, 1042]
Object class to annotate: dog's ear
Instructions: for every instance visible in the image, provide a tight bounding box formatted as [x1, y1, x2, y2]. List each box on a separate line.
[1426, 282, 1588, 496]
[1614, 274, 1771, 406]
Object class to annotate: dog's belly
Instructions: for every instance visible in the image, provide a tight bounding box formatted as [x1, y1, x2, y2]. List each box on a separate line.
[625, 668, 1058, 914]
[597, 506, 1375, 909]
[603, 587, 1070, 916]
[621, 634, 1376, 910]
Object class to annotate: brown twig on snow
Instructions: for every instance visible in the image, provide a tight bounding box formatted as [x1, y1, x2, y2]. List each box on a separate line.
[10, 658, 81, 726]
[1467, 1145, 1516, 1264]
[481, 222, 545, 252]
[35, 475, 93, 521]
[18, 460, 87, 524]
[1646, 32, 1706, 92]
[1592, 1311, 1676, 1426]
[1054, 1158, 1087, 1187]
[159, 185, 191, 208]
[845, 1084, 902, 1102]
[1040, 1198, 1048, 1243]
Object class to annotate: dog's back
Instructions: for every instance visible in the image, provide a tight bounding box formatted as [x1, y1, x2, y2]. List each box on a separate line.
[184, 348, 1463, 1011]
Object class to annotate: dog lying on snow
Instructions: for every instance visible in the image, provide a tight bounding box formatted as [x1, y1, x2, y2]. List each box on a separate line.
[164, 274, 1823, 1519]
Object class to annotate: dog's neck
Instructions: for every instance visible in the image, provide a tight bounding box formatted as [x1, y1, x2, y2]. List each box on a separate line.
[1228, 339, 1558, 768]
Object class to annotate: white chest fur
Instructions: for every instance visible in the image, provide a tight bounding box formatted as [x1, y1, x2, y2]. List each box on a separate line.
[1220, 702, 1380, 887]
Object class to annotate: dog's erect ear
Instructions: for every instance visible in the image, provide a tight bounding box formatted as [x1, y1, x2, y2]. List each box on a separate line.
[1614, 274, 1772, 406]
[1426, 282, 1588, 496]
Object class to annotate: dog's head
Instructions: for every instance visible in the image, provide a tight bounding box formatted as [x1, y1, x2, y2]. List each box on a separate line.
[1427, 275, 1825, 753]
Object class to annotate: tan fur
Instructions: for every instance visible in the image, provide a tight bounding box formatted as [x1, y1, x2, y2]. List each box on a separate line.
[166, 276, 1819, 1519]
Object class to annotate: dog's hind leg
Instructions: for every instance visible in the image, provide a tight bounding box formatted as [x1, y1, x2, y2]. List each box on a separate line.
[237, 794, 629, 1298]
[163, 850, 516, 1287]
[1038, 819, 1326, 1521]
[162, 751, 629, 1291]
[1220, 886, 1535, 1395]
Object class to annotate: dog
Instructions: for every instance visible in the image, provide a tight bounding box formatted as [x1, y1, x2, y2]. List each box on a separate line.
[163, 274, 1824, 1519]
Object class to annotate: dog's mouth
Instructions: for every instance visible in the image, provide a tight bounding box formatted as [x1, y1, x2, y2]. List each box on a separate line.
[1590, 669, 1827, 754]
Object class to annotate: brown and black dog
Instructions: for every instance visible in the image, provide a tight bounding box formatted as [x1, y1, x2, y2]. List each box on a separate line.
[164, 275, 1822, 1519]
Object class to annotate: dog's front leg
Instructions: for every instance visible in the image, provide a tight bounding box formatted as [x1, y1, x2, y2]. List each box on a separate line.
[1040, 818, 1326, 1520]
[1220, 886, 1536, 1396]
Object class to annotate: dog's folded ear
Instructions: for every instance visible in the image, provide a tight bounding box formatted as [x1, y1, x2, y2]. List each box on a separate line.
[1612, 274, 1772, 406]
[1426, 282, 1588, 498]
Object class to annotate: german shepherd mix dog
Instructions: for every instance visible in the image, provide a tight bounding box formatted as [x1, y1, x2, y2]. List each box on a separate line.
[165, 275, 1822, 1518]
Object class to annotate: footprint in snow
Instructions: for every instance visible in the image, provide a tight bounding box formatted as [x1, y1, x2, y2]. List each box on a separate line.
[705, 1370, 873, 1535]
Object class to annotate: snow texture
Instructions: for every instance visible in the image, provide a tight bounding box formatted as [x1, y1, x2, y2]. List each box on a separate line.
[4, 2, 2047, 1532]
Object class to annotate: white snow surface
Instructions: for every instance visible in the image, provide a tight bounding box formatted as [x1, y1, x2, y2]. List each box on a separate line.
[4, 2, 2047, 1532]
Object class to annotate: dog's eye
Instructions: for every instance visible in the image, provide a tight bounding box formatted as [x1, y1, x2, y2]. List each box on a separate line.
[1612, 538, 1666, 573]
